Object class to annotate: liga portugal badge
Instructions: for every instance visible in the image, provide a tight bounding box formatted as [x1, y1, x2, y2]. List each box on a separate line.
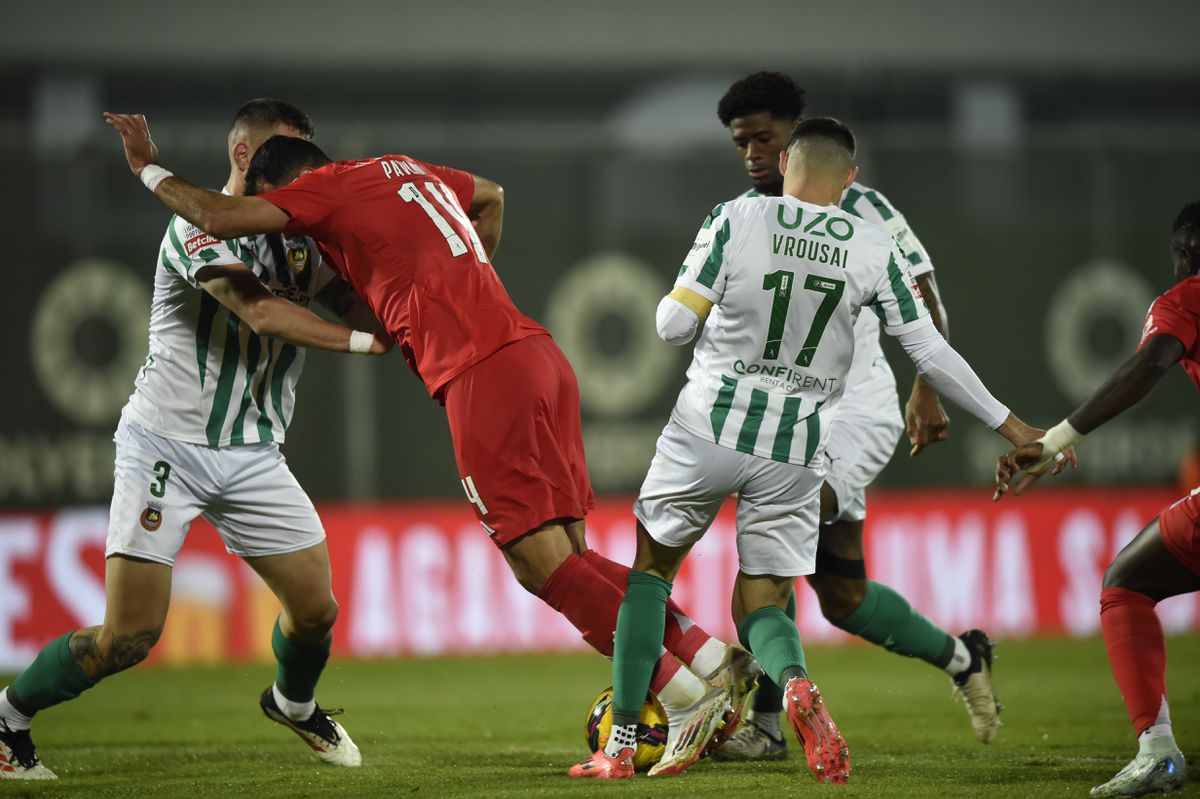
[140, 502, 164, 532]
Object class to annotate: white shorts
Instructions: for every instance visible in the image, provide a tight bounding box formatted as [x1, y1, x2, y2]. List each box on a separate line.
[106, 412, 325, 566]
[823, 359, 904, 524]
[634, 421, 823, 577]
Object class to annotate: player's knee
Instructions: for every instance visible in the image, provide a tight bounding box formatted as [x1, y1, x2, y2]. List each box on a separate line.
[1102, 559, 1130, 590]
[812, 576, 867, 622]
[292, 597, 340, 638]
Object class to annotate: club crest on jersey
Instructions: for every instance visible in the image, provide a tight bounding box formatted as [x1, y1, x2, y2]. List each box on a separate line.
[286, 243, 309, 273]
[140, 502, 164, 532]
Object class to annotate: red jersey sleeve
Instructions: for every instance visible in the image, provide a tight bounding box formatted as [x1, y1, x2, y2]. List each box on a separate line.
[258, 166, 340, 238]
[413, 160, 476, 210]
[1141, 285, 1200, 358]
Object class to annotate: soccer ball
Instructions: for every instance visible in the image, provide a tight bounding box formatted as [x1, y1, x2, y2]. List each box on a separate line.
[584, 687, 669, 772]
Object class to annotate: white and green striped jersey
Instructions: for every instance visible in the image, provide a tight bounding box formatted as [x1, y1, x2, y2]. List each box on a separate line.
[670, 195, 929, 466]
[124, 196, 335, 447]
[742, 182, 934, 400]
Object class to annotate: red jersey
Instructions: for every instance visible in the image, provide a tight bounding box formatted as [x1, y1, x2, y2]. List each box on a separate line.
[1140, 274, 1200, 391]
[260, 155, 547, 397]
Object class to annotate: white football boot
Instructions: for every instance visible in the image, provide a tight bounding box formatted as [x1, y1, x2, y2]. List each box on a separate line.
[1090, 751, 1187, 797]
[259, 687, 362, 767]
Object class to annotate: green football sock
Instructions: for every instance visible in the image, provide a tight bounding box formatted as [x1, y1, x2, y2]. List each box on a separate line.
[738, 606, 807, 689]
[272, 618, 331, 704]
[7, 632, 97, 716]
[746, 589, 795, 713]
[835, 581, 956, 668]
[612, 571, 672, 726]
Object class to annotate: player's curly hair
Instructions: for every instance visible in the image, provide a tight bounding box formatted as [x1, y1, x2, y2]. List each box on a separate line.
[245, 135, 332, 195]
[231, 98, 315, 140]
[717, 71, 807, 127]
[1173, 202, 1200, 236]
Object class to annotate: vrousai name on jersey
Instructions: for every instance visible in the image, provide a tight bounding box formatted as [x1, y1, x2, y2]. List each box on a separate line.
[771, 234, 848, 268]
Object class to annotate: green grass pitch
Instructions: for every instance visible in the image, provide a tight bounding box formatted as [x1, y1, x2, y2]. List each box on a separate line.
[3, 636, 1198, 797]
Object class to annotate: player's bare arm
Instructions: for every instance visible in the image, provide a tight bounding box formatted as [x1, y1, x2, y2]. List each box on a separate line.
[315, 277, 393, 351]
[996, 333, 1184, 497]
[468, 174, 504, 259]
[104, 112, 289, 239]
[906, 272, 952, 457]
[197, 264, 389, 355]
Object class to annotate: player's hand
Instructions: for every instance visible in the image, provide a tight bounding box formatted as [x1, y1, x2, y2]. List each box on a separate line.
[103, 112, 160, 177]
[368, 334, 394, 355]
[905, 379, 950, 457]
[993, 442, 1078, 500]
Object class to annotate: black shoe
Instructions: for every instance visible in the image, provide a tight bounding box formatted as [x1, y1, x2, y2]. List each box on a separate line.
[951, 629, 1002, 743]
[258, 687, 361, 767]
[0, 720, 56, 780]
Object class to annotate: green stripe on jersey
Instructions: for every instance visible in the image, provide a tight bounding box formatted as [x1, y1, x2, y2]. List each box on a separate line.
[270, 344, 299, 430]
[887, 253, 920, 323]
[697, 218, 730, 288]
[771, 397, 802, 463]
[206, 311, 244, 447]
[166, 218, 189, 262]
[195, 290, 220, 389]
[863, 190, 895, 221]
[841, 187, 863, 217]
[254, 339, 278, 442]
[804, 401, 826, 466]
[230, 334, 264, 445]
[736, 389, 769, 454]
[906, 249, 924, 267]
[710, 375, 737, 441]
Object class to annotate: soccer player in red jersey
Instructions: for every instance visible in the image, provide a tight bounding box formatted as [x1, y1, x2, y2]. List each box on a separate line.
[996, 202, 1200, 797]
[101, 113, 757, 771]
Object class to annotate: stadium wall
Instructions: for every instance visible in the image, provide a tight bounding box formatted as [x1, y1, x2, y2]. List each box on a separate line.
[1, 487, 1194, 671]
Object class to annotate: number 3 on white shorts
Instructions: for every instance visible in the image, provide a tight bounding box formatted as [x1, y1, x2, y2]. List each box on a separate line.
[460, 475, 489, 516]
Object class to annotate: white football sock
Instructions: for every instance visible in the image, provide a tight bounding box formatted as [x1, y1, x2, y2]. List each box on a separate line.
[656, 667, 707, 729]
[1138, 698, 1179, 757]
[753, 710, 782, 739]
[690, 639, 728, 679]
[0, 688, 32, 731]
[944, 637, 972, 676]
[604, 723, 638, 759]
[272, 683, 316, 722]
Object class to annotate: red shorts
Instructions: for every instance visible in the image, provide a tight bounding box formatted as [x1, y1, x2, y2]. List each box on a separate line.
[443, 334, 595, 547]
[1158, 489, 1200, 575]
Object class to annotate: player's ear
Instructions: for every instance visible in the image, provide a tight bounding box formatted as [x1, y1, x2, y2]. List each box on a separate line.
[843, 165, 859, 190]
[233, 141, 251, 172]
[778, 148, 790, 175]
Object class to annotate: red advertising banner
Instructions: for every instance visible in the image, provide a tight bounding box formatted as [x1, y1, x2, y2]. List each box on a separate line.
[1, 488, 1196, 670]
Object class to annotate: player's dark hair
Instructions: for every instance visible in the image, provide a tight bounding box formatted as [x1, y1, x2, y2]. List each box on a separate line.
[1172, 202, 1200, 237]
[717, 71, 807, 127]
[245, 135, 332, 196]
[787, 116, 856, 160]
[231, 98, 315, 139]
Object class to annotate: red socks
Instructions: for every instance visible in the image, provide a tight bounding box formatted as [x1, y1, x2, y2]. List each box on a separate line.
[581, 549, 715, 663]
[1099, 587, 1167, 736]
[537, 554, 622, 656]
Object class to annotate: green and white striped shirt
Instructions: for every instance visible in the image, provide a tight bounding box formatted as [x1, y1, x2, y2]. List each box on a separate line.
[670, 195, 929, 467]
[124, 198, 335, 447]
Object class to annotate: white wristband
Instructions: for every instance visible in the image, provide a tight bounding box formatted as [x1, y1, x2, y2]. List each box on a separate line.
[140, 164, 173, 193]
[1038, 419, 1082, 456]
[348, 330, 375, 354]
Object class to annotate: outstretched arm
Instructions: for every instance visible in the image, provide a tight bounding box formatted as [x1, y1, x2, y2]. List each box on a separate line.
[198, 265, 389, 355]
[996, 334, 1183, 496]
[104, 112, 288, 239]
